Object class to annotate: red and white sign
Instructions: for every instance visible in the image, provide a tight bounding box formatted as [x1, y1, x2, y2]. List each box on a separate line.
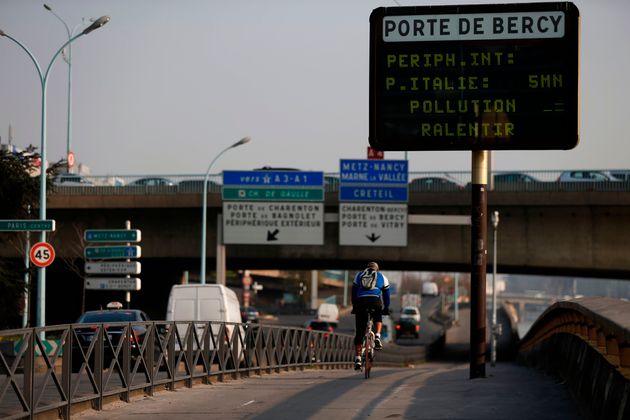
[367, 147, 384, 160]
[30, 242, 56, 267]
[67, 151, 75, 169]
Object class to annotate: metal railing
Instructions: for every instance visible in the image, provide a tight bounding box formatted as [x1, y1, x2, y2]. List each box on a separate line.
[0, 321, 354, 419]
[50, 170, 630, 195]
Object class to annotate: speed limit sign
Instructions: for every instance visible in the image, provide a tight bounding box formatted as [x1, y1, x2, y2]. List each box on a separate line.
[30, 242, 55, 267]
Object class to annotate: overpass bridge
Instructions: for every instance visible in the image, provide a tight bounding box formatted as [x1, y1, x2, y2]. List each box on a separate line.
[2, 171, 628, 325]
[10, 173, 630, 278]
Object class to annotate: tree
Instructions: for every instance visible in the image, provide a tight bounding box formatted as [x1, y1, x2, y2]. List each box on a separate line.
[0, 147, 64, 328]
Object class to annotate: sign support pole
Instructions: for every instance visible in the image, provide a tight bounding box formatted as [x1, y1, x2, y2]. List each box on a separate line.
[216, 214, 225, 285]
[23, 229, 30, 328]
[470, 150, 488, 379]
[125, 220, 131, 308]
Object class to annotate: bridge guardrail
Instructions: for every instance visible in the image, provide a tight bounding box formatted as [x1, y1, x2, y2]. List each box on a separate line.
[518, 297, 630, 419]
[50, 170, 630, 195]
[0, 321, 354, 419]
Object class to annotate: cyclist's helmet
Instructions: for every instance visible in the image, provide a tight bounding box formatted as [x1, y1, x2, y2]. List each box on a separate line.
[367, 262, 379, 271]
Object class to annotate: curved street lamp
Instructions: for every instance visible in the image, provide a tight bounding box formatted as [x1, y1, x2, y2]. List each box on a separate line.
[200, 137, 251, 284]
[0, 15, 110, 327]
[44, 4, 96, 173]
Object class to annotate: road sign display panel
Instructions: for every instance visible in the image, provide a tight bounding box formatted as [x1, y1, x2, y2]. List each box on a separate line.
[222, 187, 324, 201]
[223, 170, 324, 187]
[0, 220, 56, 232]
[339, 159, 408, 184]
[84, 246, 141, 259]
[85, 277, 141, 291]
[85, 261, 142, 275]
[340, 185, 408, 202]
[369, 3, 579, 151]
[84, 229, 141, 242]
[339, 203, 408, 246]
[223, 201, 324, 245]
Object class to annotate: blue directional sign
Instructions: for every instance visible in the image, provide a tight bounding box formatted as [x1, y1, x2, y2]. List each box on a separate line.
[339, 159, 408, 184]
[223, 170, 324, 187]
[340, 185, 408, 202]
[85, 246, 141, 260]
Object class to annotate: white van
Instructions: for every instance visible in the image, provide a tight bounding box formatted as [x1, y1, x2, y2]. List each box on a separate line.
[317, 303, 339, 326]
[422, 282, 439, 297]
[166, 284, 242, 324]
[166, 284, 243, 355]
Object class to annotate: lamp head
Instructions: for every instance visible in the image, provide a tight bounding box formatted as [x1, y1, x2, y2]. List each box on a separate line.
[82, 15, 110, 35]
[44, 4, 52, 11]
[232, 136, 251, 148]
[491, 210, 499, 228]
[0, 29, 5, 37]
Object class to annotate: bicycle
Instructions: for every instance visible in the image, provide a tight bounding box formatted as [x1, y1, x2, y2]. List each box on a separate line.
[361, 309, 376, 379]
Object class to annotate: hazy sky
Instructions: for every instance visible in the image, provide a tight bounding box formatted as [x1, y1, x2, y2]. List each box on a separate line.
[0, 0, 628, 176]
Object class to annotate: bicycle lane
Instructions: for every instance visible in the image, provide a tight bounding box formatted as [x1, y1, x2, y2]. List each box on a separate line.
[74, 362, 579, 419]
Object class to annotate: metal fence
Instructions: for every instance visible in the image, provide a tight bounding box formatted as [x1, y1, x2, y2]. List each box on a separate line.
[51, 170, 630, 195]
[0, 321, 354, 419]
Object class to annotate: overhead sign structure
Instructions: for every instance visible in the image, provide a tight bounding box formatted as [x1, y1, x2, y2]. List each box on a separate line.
[85, 277, 141, 291]
[30, 242, 56, 267]
[223, 201, 324, 245]
[339, 203, 408, 246]
[84, 245, 141, 260]
[85, 261, 142, 275]
[0, 219, 56, 232]
[84, 229, 141, 242]
[369, 2, 580, 151]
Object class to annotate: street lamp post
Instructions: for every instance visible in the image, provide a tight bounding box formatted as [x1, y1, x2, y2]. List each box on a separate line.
[44, 4, 93, 173]
[0, 16, 110, 328]
[200, 137, 251, 284]
[490, 210, 500, 366]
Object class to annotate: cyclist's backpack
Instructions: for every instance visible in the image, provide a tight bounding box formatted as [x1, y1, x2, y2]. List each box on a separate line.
[360, 269, 377, 290]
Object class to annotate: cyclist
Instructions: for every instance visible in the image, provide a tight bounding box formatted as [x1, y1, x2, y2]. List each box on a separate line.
[351, 261, 390, 370]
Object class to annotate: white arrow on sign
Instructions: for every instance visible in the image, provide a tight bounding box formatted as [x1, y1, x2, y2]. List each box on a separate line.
[85, 261, 141, 275]
[85, 277, 141, 291]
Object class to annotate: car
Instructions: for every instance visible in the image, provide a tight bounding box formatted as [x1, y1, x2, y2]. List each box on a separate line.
[71, 303, 160, 373]
[493, 172, 544, 191]
[399, 306, 421, 323]
[557, 171, 620, 182]
[395, 318, 420, 339]
[494, 173, 540, 183]
[610, 170, 630, 182]
[304, 319, 334, 338]
[409, 177, 463, 192]
[178, 179, 221, 193]
[54, 173, 93, 186]
[129, 177, 175, 186]
[241, 306, 260, 323]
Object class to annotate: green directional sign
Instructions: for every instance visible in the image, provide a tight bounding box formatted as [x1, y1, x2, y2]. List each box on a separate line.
[222, 187, 324, 201]
[85, 245, 141, 260]
[84, 229, 141, 242]
[0, 219, 56, 232]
